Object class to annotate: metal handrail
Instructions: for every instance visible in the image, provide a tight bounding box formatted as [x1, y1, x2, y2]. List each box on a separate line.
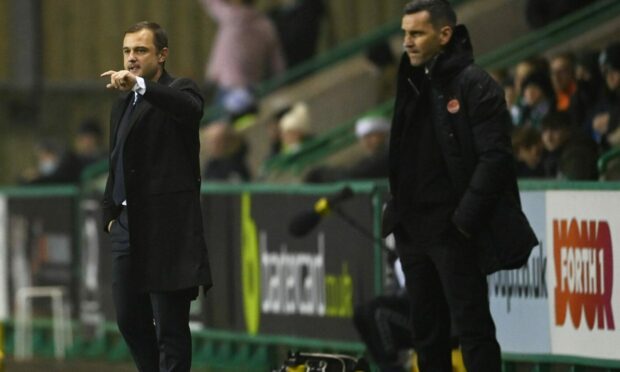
[598, 147, 620, 177]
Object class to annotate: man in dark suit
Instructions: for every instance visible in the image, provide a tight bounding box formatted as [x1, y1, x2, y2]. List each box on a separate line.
[100, 21, 212, 372]
[383, 1, 536, 371]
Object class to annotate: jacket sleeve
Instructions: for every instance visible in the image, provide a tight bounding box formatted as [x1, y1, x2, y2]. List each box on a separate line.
[143, 78, 204, 124]
[452, 68, 516, 235]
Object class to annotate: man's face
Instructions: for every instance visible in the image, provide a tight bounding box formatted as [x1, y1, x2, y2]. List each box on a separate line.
[514, 62, 534, 95]
[402, 11, 451, 67]
[360, 132, 387, 154]
[523, 84, 544, 106]
[551, 57, 574, 92]
[605, 67, 620, 92]
[123, 29, 167, 81]
[517, 143, 542, 168]
[542, 128, 567, 152]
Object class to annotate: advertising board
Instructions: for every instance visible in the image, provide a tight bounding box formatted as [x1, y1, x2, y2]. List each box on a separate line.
[489, 191, 550, 354]
[547, 191, 619, 360]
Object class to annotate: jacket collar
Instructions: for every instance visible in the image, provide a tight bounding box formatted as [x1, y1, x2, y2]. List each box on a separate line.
[157, 70, 174, 86]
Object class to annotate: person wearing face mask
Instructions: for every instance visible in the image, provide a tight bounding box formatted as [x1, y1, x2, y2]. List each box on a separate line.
[100, 21, 212, 372]
[20, 139, 74, 185]
[382, 1, 537, 371]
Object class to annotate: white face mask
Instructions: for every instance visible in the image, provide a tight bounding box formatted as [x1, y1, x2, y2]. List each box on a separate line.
[39, 158, 59, 176]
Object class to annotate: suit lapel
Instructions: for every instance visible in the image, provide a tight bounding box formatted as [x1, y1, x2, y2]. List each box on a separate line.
[116, 71, 173, 142]
[126, 96, 149, 136]
[111, 93, 132, 149]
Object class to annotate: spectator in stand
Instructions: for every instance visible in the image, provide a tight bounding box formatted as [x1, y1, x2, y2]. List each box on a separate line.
[513, 58, 549, 97]
[199, 0, 286, 103]
[269, 0, 325, 68]
[221, 87, 259, 128]
[517, 71, 556, 129]
[21, 119, 106, 185]
[501, 77, 519, 124]
[279, 102, 312, 155]
[576, 50, 604, 91]
[365, 41, 398, 103]
[511, 126, 545, 178]
[573, 50, 605, 133]
[510, 58, 548, 125]
[304, 116, 390, 183]
[264, 105, 292, 161]
[592, 42, 620, 152]
[72, 118, 106, 172]
[525, 0, 592, 29]
[20, 139, 68, 185]
[202, 121, 251, 182]
[541, 111, 599, 180]
[550, 53, 578, 112]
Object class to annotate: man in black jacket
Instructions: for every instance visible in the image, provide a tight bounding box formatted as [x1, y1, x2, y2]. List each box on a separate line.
[101, 22, 212, 372]
[383, 1, 536, 371]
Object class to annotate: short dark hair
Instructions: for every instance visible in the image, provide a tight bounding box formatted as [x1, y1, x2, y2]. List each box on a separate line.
[541, 112, 573, 131]
[77, 118, 103, 138]
[512, 126, 541, 151]
[125, 21, 168, 53]
[404, 0, 457, 28]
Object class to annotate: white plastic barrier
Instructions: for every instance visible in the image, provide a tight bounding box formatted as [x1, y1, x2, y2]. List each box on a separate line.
[14, 286, 72, 360]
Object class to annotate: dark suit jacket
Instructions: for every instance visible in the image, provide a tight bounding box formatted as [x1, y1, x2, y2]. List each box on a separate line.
[102, 71, 212, 292]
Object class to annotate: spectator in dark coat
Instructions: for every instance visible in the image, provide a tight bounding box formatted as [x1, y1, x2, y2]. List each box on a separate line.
[592, 42, 620, 152]
[21, 120, 105, 185]
[518, 71, 556, 129]
[20, 139, 71, 184]
[512, 126, 545, 178]
[71, 119, 106, 175]
[541, 111, 599, 180]
[304, 116, 390, 183]
[202, 121, 251, 182]
[269, 0, 325, 68]
[573, 50, 605, 133]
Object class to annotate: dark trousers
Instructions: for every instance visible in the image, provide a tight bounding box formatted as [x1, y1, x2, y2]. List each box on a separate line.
[394, 224, 501, 372]
[109, 208, 197, 372]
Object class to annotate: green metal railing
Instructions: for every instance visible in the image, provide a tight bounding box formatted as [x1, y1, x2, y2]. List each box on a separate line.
[478, 0, 620, 70]
[598, 147, 620, 179]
